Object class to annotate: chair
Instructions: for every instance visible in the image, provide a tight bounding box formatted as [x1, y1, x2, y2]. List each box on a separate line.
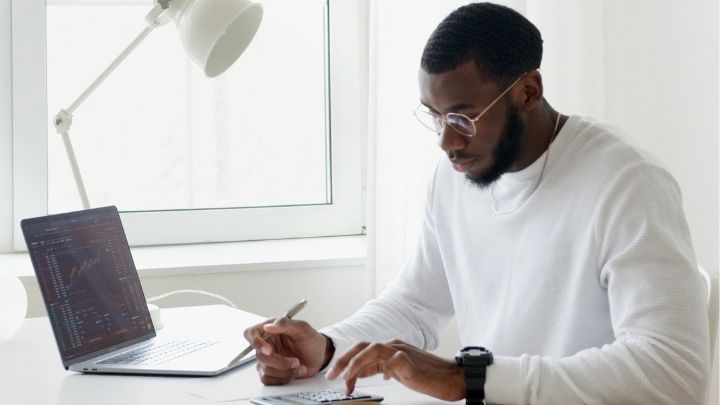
[699, 266, 719, 405]
[700, 266, 718, 363]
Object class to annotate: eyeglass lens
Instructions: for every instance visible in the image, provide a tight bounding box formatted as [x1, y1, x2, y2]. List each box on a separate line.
[446, 114, 475, 136]
[416, 110, 476, 136]
[415, 110, 442, 132]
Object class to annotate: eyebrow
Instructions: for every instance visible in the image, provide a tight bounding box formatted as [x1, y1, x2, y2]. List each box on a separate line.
[420, 101, 477, 115]
[446, 102, 476, 112]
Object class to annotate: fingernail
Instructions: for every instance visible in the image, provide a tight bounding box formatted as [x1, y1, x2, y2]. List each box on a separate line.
[325, 368, 336, 380]
[298, 365, 307, 376]
[261, 345, 271, 355]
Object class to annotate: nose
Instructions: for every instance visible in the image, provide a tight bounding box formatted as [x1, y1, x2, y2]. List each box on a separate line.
[438, 124, 467, 153]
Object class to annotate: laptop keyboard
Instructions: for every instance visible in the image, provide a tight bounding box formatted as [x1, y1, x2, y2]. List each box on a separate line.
[97, 339, 219, 366]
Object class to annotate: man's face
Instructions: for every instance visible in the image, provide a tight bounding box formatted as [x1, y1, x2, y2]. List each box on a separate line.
[418, 61, 526, 188]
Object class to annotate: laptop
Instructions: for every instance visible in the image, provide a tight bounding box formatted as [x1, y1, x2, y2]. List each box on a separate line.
[21, 206, 258, 376]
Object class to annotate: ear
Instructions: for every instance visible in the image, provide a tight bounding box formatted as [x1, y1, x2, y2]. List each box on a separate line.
[515, 70, 543, 112]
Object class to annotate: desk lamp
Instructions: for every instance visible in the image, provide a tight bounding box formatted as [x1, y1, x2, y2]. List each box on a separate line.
[53, 0, 263, 209]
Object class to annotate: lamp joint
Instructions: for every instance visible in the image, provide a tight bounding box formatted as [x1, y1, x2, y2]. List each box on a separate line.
[54, 110, 73, 134]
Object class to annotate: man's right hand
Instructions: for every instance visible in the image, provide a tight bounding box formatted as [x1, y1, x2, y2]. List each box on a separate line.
[243, 317, 334, 385]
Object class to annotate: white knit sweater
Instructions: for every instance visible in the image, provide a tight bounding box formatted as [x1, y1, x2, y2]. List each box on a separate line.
[321, 115, 710, 404]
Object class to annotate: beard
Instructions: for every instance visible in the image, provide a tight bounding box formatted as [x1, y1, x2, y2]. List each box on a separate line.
[466, 104, 525, 188]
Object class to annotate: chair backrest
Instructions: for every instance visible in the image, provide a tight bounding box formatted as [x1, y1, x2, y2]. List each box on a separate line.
[699, 266, 719, 363]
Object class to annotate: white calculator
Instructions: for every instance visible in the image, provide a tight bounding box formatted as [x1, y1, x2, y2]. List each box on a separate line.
[250, 389, 383, 404]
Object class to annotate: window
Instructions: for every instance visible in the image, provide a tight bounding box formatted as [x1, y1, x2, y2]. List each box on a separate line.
[11, 0, 366, 248]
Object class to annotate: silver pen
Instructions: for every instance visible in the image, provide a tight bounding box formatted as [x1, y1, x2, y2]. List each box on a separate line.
[228, 299, 308, 367]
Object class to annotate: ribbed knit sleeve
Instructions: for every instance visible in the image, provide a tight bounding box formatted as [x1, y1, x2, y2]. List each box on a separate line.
[320, 166, 455, 365]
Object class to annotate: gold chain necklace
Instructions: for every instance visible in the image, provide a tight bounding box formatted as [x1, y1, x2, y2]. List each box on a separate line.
[490, 112, 562, 215]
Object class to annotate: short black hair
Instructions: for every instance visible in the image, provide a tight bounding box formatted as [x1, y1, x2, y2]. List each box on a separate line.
[421, 2, 543, 86]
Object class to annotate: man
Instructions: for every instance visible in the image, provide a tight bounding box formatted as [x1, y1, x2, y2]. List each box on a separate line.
[244, 3, 710, 403]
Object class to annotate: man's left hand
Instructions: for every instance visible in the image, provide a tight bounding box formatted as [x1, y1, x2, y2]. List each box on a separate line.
[325, 339, 466, 401]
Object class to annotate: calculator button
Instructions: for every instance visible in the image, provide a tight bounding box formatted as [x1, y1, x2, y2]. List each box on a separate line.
[290, 389, 373, 403]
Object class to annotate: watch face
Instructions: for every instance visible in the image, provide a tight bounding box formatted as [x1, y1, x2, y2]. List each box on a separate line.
[466, 349, 486, 356]
[456, 346, 493, 367]
[457, 346, 489, 357]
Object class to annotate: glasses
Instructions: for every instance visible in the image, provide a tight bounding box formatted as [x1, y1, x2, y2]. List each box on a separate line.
[413, 72, 528, 137]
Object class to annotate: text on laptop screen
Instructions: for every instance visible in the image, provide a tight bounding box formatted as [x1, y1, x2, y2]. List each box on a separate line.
[23, 207, 153, 362]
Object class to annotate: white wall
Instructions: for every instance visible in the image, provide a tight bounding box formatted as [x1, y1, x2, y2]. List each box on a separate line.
[603, 0, 718, 273]
[0, 0, 12, 253]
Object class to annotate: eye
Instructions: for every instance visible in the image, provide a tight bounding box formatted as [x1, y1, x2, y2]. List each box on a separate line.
[446, 114, 476, 137]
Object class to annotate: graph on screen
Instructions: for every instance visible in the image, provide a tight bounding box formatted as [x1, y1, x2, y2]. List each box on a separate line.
[23, 207, 153, 361]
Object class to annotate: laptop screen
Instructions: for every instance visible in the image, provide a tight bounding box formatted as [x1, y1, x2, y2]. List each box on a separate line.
[22, 206, 154, 366]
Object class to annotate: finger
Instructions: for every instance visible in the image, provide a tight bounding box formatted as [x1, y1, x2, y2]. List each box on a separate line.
[341, 342, 395, 382]
[357, 361, 383, 379]
[345, 374, 358, 396]
[297, 365, 308, 377]
[259, 374, 295, 386]
[384, 351, 413, 384]
[343, 363, 382, 395]
[325, 342, 370, 380]
[255, 350, 301, 373]
[256, 353, 302, 385]
[378, 360, 392, 380]
[262, 318, 314, 339]
[258, 362, 300, 386]
[259, 362, 300, 380]
[243, 320, 275, 355]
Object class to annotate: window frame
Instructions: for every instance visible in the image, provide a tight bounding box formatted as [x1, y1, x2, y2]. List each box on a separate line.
[11, 0, 368, 250]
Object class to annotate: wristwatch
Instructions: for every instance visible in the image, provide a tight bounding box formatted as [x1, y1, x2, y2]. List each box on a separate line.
[455, 346, 493, 405]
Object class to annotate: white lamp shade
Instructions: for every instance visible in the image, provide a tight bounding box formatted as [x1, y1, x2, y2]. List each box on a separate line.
[168, 0, 263, 78]
[0, 273, 27, 342]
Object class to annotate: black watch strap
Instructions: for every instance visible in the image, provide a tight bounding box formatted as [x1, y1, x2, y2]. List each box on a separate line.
[457, 347, 493, 405]
[464, 359, 488, 404]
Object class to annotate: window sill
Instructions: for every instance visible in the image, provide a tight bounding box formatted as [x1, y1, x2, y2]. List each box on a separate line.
[3, 235, 367, 279]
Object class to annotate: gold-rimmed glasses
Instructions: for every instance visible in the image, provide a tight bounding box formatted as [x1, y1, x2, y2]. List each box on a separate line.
[413, 72, 528, 137]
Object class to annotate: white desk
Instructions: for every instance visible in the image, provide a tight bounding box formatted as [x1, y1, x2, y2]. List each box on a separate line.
[0, 305, 459, 405]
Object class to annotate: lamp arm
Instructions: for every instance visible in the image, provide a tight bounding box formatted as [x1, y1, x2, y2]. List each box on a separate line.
[53, 3, 169, 209]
